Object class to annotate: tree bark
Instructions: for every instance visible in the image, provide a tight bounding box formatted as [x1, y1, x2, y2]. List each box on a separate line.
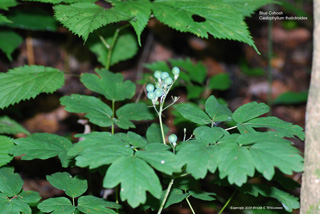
[300, 1, 320, 213]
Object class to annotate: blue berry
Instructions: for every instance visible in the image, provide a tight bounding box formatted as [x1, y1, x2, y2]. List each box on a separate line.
[154, 70, 162, 79]
[154, 88, 163, 97]
[147, 91, 155, 100]
[160, 72, 169, 79]
[172, 67, 180, 75]
[146, 84, 155, 92]
[168, 134, 177, 143]
[164, 77, 173, 85]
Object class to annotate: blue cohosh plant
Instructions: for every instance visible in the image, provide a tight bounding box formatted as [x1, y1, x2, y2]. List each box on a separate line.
[0, 0, 305, 213]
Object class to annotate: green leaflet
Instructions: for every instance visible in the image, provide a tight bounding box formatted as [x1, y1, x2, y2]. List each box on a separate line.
[11, 133, 73, 167]
[186, 85, 204, 100]
[116, 131, 147, 148]
[74, 143, 133, 169]
[193, 126, 225, 145]
[87, 28, 138, 67]
[144, 61, 171, 73]
[0, 136, 14, 167]
[46, 172, 88, 198]
[205, 95, 232, 122]
[0, 31, 23, 61]
[136, 150, 181, 175]
[103, 156, 162, 208]
[164, 189, 188, 209]
[115, 103, 155, 129]
[38, 197, 75, 214]
[176, 142, 220, 179]
[22, 0, 96, 4]
[0, 167, 23, 197]
[0, 65, 64, 109]
[208, 73, 231, 90]
[80, 69, 136, 101]
[241, 184, 300, 212]
[68, 132, 113, 157]
[189, 191, 216, 201]
[217, 142, 255, 186]
[0, 14, 11, 24]
[0, 116, 30, 135]
[273, 91, 308, 105]
[54, 3, 132, 41]
[146, 123, 169, 143]
[244, 116, 305, 140]
[0, 168, 41, 214]
[109, 0, 152, 46]
[77, 196, 118, 214]
[174, 103, 211, 125]
[0, 0, 17, 10]
[60, 94, 113, 127]
[152, 0, 258, 51]
[4, 8, 58, 31]
[233, 101, 270, 123]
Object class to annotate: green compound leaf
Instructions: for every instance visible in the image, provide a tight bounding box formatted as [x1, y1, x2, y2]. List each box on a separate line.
[74, 143, 133, 169]
[152, 0, 265, 52]
[233, 101, 270, 123]
[38, 197, 75, 214]
[170, 58, 207, 84]
[110, 0, 152, 46]
[241, 184, 300, 212]
[88, 28, 138, 67]
[0, 116, 30, 135]
[46, 172, 87, 198]
[0, 167, 23, 197]
[115, 103, 155, 129]
[217, 142, 255, 186]
[0, 31, 23, 61]
[0, 193, 31, 214]
[18, 190, 41, 204]
[54, 3, 132, 41]
[78, 195, 119, 214]
[81, 69, 136, 101]
[174, 103, 211, 125]
[11, 133, 72, 167]
[0, 136, 14, 167]
[205, 95, 232, 122]
[146, 123, 169, 143]
[244, 116, 305, 140]
[136, 150, 181, 175]
[176, 142, 220, 179]
[4, 9, 57, 31]
[208, 73, 231, 90]
[0, 0, 17, 10]
[60, 94, 113, 127]
[0, 65, 64, 109]
[104, 156, 162, 208]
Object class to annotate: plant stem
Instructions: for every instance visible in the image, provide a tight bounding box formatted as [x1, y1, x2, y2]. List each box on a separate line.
[158, 104, 166, 145]
[157, 178, 174, 214]
[186, 196, 196, 214]
[72, 197, 75, 206]
[105, 24, 130, 70]
[224, 126, 237, 131]
[218, 189, 237, 214]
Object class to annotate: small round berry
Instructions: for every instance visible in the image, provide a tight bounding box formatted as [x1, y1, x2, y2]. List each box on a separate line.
[146, 84, 155, 92]
[172, 67, 180, 75]
[147, 91, 156, 100]
[154, 88, 163, 97]
[154, 70, 162, 79]
[164, 77, 173, 85]
[160, 72, 169, 79]
[169, 134, 177, 143]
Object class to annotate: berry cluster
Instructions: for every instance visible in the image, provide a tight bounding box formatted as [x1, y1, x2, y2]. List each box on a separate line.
[146, 67, 180, 101]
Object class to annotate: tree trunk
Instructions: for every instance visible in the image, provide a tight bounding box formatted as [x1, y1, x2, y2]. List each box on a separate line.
[300, 1, 320, 213]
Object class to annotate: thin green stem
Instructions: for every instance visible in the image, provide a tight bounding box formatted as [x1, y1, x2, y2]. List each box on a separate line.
[157, 178, 174, 214]
[225, 126, 237, 131]
[72, 197, 75, 206]
[97, 32, 110, 49]
[158, 104, 166, 145]
[186, 196, 196, 214]
[105, 24, 130, 70]
[218, 189, 237, 214]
